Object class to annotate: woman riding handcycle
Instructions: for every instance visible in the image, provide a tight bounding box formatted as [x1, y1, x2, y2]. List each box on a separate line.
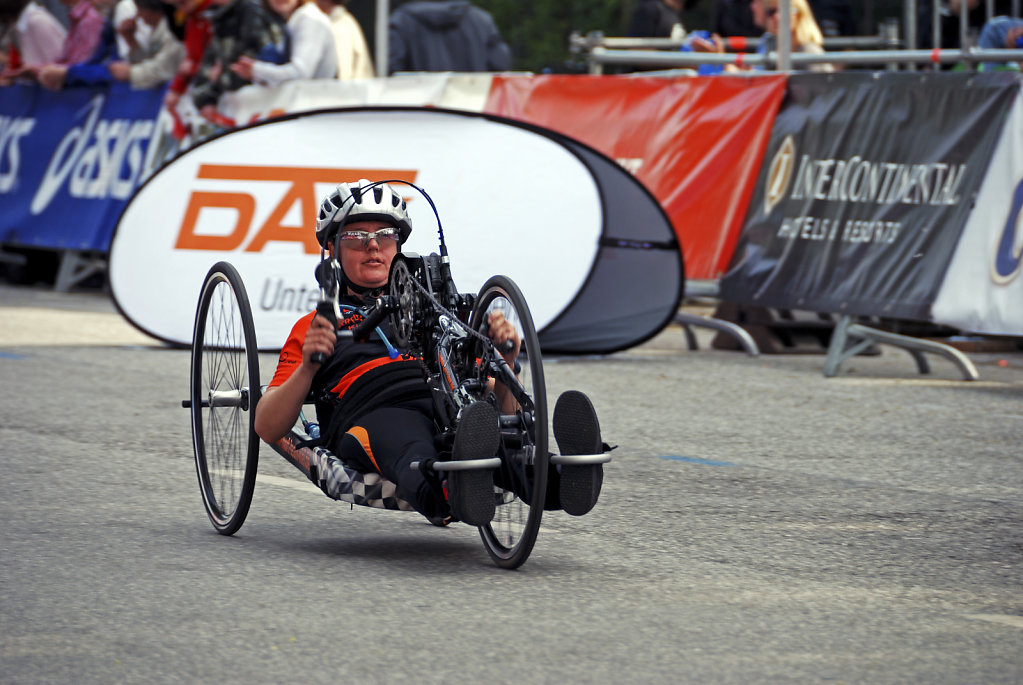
[191, 179, 610, 568]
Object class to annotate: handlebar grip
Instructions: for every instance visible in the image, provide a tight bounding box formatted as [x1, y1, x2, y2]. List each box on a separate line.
[482, 320, 516, 355]
[310, 300, 338, 365]
[352, 303, 389, 342]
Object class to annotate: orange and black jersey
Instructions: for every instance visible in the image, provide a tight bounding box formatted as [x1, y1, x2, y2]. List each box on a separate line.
[270, 298, 430, 435]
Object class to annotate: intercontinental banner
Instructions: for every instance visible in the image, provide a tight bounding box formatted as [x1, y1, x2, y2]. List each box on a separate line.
[719, 72, 1018, 322]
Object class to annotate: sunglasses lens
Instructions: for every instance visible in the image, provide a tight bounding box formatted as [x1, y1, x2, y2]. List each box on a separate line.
[339, 228, 400, 249]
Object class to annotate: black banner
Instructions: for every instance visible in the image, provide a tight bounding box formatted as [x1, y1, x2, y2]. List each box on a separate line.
[719, 72, 1018, 322]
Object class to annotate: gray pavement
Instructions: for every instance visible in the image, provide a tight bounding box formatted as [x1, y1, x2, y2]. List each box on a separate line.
[0, 284, 1020, 684]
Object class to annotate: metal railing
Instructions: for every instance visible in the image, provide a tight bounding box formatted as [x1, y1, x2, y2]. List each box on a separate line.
[570, 7, 1023, 74]
[584, 45, 1023, 73]
[569, 25, 902, 55]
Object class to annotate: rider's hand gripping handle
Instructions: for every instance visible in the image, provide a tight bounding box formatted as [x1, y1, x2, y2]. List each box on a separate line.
[311, 259, 343, 366]
[482, 318, 517, 355]
[310, 300, 339, 366]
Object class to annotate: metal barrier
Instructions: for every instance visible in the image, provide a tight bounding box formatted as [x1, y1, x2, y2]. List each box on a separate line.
[570, 19, 1023, 74]
[582, 45, 1023, 73]
[824, 316, 979, 380]
[569, 25, 902, 55]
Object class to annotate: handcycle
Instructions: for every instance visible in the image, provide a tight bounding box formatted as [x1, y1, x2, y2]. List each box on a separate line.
[184, 183, 610, 569]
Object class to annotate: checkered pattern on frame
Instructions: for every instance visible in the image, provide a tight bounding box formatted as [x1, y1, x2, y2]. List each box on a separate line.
[308, 443, 414, 511]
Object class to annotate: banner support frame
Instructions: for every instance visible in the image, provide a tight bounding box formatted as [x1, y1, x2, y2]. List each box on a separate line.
[823, 315, 979, 381]
[55, 250, 107, 293]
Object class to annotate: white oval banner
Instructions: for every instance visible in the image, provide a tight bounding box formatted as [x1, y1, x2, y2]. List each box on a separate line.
[109, 108, 602, 349]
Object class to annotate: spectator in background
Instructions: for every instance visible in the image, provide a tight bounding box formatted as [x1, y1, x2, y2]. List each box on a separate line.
[808, 0, 857, 38]
[54, 0, 107, 64]
[917, 0, 1015, 49]
[188, 0, 287, 121]
[693, 0, 831, 70]
[711, 0, 760, 38]
[35, 0, 183, 88]
[313, 0, 371, 79]
[112, 0, 150, 57]
[759, 0, 831, 70]
[230, 0, 336, 85]
[387, 0, 511, 74]
[749, 0, 769, 32]
[978, 15, 1023, 70]
[628, 0, 689, 39]
[0, 0, 66, 71]
[162, 0, 213, 136]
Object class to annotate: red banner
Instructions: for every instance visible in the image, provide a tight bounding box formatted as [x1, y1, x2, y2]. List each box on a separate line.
[484, 74, 787, 280]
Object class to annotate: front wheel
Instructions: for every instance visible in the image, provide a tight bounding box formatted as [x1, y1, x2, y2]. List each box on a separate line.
[468, 275, 548, 569]
[190, 262, 260, 535]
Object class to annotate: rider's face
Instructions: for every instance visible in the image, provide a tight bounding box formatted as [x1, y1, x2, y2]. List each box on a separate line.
[334, 220, 397, 290]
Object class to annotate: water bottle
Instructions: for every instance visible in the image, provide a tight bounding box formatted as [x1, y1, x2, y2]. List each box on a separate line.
[307, 422, 320, 439]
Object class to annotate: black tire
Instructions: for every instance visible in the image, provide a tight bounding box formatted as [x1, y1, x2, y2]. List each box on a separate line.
[469, 275, 548, 569]
[190, 262, 260, 535]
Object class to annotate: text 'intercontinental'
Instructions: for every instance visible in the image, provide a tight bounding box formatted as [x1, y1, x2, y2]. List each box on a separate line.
[791, 155, 967, 206]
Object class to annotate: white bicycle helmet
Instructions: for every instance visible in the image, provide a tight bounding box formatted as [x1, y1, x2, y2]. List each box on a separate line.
[315, 179, 412, 249]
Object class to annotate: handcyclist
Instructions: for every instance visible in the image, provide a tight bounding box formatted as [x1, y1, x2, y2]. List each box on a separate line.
[254, 179, 605, 526]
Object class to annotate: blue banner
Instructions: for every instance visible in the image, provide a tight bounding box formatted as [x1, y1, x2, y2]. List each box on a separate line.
[0, 82, 166, 252]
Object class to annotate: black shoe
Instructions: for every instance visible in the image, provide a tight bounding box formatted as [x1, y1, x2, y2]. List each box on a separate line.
[447, 402, 499, 526]
[553, 390, 604, 516]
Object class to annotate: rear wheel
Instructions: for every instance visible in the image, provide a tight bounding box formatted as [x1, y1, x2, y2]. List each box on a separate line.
[190, 262, 260, 535]
[468, 276, 548, 569]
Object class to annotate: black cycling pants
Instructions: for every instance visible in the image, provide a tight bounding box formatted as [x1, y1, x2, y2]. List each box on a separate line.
[334, 403, 448, 520]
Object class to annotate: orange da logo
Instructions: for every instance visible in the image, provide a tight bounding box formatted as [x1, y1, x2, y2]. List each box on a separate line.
[175, 165, 418, 254]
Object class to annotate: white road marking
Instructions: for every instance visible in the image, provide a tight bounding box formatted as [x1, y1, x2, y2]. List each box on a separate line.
[964, 614, 1023, 629]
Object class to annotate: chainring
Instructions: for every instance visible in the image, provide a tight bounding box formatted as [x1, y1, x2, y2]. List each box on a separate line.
[388, 255, 421, 350]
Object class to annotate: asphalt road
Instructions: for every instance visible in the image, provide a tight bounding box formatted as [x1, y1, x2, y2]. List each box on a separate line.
[1, 284, 1020, 684]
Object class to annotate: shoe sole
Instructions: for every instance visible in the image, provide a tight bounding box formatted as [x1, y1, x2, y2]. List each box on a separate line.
[448, 402, 499, 526]
[553, 390, 604, 516]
